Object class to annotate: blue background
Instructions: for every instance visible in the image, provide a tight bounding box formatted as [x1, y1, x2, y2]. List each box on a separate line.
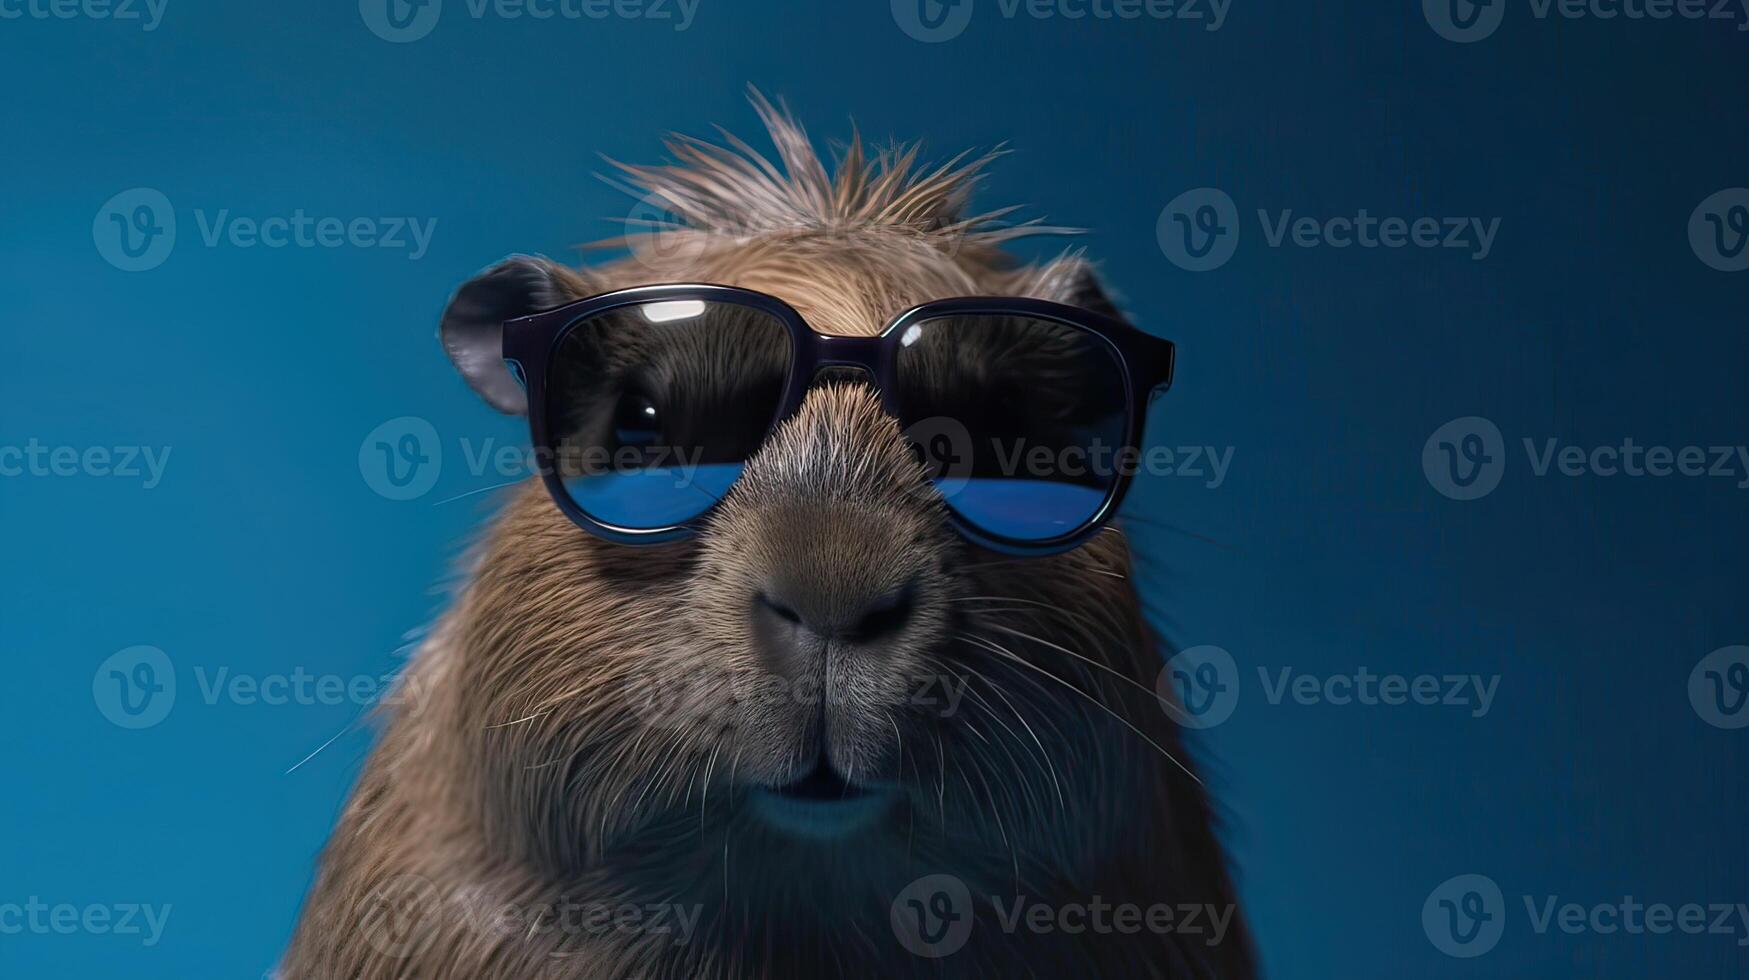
[3, 1, 1746, 976]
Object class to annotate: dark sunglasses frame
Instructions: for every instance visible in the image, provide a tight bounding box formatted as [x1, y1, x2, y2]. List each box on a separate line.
[502, 284, 1175, 555]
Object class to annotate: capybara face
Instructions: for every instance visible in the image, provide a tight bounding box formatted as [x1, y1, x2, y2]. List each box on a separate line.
[286, 93, 1251, 980]
[447, 234, 1156, 876]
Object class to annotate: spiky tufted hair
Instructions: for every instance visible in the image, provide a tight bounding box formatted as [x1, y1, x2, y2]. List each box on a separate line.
[571, 89, 1121, 345]
[598, 88, 1081, 264]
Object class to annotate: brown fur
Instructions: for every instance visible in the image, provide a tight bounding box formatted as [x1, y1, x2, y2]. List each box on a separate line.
[283, 94, 1254, 979]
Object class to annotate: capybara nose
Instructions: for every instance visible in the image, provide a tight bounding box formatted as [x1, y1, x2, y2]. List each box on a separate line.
[752, 577, 917, 662]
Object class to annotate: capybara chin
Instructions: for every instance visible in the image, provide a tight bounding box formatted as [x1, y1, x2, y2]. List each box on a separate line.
[283, 94, 1255, 979]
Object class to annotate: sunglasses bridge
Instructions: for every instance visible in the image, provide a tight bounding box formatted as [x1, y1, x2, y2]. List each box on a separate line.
[810, 333, 885, 365]
[801, 333, 888, 394]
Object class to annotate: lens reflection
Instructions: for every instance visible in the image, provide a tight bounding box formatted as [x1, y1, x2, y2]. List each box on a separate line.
[896, 314, 1128, 542]
[546, 299, 790, 530]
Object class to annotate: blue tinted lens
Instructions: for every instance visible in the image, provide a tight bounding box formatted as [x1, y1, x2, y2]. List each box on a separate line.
[941, 479, 1109, 541]
[896, 315, 1129, 544]
[563, 463, 745, 529]
[546, 299, 790, 530]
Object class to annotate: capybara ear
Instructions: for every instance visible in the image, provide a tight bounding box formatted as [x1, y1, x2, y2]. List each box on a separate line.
[439, 255, 592, 414]
[993, 252, 1127, 322]
[1044, 255, 1125, 321]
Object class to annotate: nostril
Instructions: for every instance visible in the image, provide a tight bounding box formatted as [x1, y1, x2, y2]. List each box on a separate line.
[756, 592, 803, 626]
[843, 582, 916, 644]
[754, 580, 919, 646]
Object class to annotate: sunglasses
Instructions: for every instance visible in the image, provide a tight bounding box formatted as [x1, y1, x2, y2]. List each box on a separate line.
[501, 284, 1175, 555]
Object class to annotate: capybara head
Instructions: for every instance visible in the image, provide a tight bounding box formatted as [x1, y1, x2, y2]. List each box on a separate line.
[290, 93, 1251, 979]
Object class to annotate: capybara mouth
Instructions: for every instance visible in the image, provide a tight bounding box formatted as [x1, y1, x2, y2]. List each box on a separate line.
[750, 762, 898, 839]
[773, 763, 867, 801]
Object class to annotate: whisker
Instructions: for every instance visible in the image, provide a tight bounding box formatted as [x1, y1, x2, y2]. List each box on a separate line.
[984, 622, 1168, 708]
[950, 595, 1132, 653]
[958, 557, 1126, 580]
[953, 630, 1202, 787]
[958, 662, 1066, 814]
[1118, 513, 1239, 552]
[891, 714, 917, 861]
[430, 479, 523, 506]
[699, 738, 723, 834]
[966, 753, 1020, 894]
[964, 691, 1053, 829]
[934, 731, 947, 837]
[286, 722, 356, 775]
